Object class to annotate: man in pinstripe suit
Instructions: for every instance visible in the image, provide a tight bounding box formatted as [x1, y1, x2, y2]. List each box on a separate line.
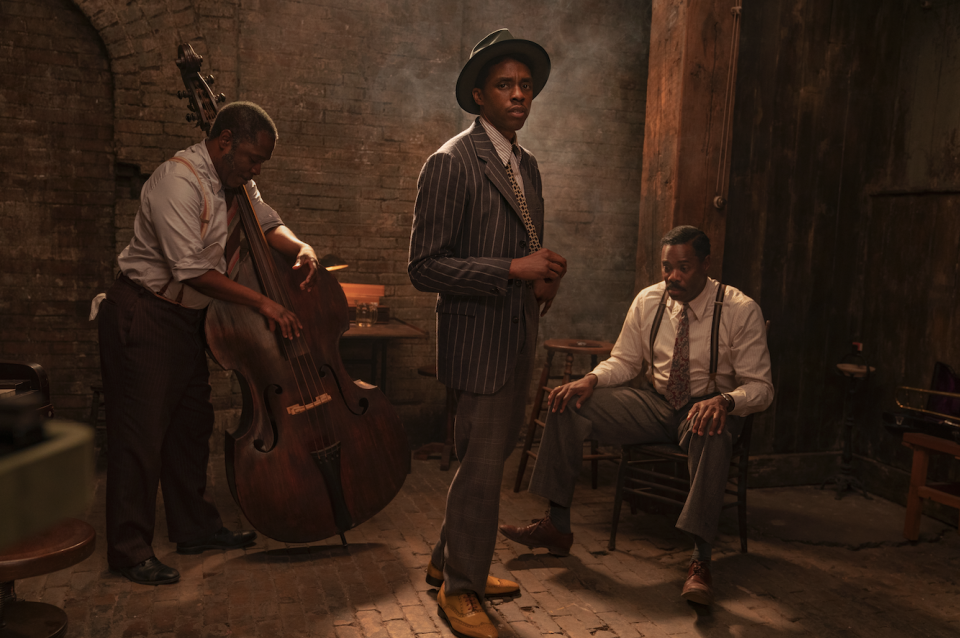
[408, 29, 566, 638]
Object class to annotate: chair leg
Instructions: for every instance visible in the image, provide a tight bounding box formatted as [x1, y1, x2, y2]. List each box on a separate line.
[514, 351, 554, 492]
[904, 447, 929, 541]
[590, 439, 599, 489]
[608, 448, 630, 551]
[737, 471, 748, 554]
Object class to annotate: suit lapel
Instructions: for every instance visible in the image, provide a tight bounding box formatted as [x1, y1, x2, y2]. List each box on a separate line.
[470, 122, 524, 220]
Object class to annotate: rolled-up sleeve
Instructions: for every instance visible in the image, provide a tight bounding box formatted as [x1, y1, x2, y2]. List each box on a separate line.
[726, 301, 774, 416]
[248, 179, 283, 233]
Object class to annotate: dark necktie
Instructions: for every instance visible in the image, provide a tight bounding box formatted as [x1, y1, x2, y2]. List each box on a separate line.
[224, 193, 244, 280]
[665, 304, 691, 410]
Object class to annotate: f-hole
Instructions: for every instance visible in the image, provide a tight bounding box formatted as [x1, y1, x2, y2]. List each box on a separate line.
[254, 384, 283, 452]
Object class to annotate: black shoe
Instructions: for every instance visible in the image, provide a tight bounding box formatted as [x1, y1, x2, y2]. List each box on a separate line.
[176, 527, 257, 555]
[116, 557, 180, 585]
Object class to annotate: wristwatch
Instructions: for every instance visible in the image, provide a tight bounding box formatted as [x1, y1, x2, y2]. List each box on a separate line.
[721, 393, 735, 412]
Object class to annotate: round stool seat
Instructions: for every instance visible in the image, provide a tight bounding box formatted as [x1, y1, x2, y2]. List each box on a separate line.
[0, 518, 96, 582]
[417, 364, 438, 378]
[543, 338, 614, 356]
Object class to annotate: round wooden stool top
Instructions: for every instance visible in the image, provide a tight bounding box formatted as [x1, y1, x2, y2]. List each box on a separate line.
[0, 518, 96, 582]
[417, 364, 438, 378]
[543, 339, 614, 356]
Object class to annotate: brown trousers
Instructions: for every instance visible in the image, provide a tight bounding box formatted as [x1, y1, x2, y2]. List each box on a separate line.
[98, 276, 222, 568]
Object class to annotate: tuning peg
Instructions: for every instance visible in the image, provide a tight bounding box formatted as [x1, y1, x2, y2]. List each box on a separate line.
[205, 75, 215, 85]
[186, 113, 198, 123]
[216, 93, 226, 103]
[177, 90, 189, 99]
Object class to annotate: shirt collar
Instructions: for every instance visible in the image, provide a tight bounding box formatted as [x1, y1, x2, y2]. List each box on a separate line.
[479, 116, 519, 167]
[177, 140, 224, 194]
[668, 277, 717, 322]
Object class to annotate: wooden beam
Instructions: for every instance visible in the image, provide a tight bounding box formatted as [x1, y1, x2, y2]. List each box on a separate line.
[635, 0, 741, 291]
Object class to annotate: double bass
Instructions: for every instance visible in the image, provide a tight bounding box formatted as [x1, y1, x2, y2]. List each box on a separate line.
[175, 44, 409, 544]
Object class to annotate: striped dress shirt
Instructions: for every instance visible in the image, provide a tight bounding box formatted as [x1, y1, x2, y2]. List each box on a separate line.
[592, 278, 774, 416]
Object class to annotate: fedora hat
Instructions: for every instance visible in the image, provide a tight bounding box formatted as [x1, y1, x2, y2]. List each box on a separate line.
[456, 29, 551, 115]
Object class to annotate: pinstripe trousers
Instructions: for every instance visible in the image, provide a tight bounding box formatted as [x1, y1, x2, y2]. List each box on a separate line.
[431, 291, 539, 597]
[98, 275, 222, 568]
[527, 386, 743, 544]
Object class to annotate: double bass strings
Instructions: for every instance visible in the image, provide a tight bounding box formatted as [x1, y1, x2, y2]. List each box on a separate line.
[236, 185, 338, 452]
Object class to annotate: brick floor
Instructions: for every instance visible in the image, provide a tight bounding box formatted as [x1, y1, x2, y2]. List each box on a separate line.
[14, 449, 960, 637]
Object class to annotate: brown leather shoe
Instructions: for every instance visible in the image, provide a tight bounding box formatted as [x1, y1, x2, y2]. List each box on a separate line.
[426, 562, 520, 597]
[681, 560, 714, 605]
[437, 587, 498, 638]
[498, 517, 573, 556]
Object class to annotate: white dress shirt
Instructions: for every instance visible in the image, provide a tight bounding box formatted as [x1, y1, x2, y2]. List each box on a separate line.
[591, 278, 774, 416]
[117, 141, 283, 309]
[479, 116, 525, 199]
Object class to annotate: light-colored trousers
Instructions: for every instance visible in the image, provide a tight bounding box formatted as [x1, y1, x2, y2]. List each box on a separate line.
[527, 386, 743, 544]
[431, 299, 538, 598]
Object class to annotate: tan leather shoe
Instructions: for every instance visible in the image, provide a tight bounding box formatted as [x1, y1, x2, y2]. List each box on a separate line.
[680, 560, 714, 605]
[437, 587, 498, 638]
[426, 562, 520, 597]
[498, 517, 573, 556]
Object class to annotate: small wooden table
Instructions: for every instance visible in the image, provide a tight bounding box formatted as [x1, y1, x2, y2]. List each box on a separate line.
[902, 431, 960, 540]
[340, 318, 427, 393]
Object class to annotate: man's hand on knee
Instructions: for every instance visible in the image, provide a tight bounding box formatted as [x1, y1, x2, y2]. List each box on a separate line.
[686, 395, 729, 436]
[547, 374, 598, 413]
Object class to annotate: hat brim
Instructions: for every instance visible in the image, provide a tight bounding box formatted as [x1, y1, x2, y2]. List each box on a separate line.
[456, 39, 551, 115]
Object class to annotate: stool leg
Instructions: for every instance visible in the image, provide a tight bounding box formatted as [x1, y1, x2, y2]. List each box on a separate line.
[590, 439, 599, 490]
[904, 447, 929, 541]
[88, 389, 101, 428]
[514, 350, 554, 492]
[0, 580, 13, 627]
[561, 353, 574, 385]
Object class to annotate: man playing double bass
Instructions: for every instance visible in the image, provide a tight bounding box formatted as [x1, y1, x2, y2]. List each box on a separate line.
[98, 102, 321, 585]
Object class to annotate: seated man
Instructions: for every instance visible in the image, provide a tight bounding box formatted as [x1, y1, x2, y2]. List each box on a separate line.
[500, 225, 773, 605]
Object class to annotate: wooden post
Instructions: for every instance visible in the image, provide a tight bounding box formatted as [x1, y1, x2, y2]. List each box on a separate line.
[635, 0, 741, 292]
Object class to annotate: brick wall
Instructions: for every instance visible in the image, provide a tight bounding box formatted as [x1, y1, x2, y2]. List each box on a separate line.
[0, 0, 115, 417]
[1, 0, 650, 448]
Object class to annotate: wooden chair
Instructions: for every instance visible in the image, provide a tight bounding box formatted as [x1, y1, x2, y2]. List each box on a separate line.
[608, 319, 771, 553]
[901, 432, 960, 540]
[608, 413, 755, 552]
[514, 338, 617, 492]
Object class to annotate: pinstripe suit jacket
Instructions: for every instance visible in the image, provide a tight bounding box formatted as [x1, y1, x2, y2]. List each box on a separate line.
[409, 119, 544, 395]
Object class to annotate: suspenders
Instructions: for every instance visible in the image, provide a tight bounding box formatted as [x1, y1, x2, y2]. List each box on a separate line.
[645, 283, 727, 393]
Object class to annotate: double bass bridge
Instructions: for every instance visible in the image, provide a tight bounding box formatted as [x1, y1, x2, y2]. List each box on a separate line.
[286, 393, 332, 416]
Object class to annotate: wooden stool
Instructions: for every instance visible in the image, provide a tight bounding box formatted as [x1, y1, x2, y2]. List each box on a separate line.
[514, 338, 617, 492]
[0, 518, 96, 638]
[411, 365, 456, 471]
[902, 432, 960, 540]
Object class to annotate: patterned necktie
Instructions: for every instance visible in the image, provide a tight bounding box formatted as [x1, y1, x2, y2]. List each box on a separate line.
[503, 146, 542, 252]
[665, 304, 691, 410]
[224, 193, 245, 280]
